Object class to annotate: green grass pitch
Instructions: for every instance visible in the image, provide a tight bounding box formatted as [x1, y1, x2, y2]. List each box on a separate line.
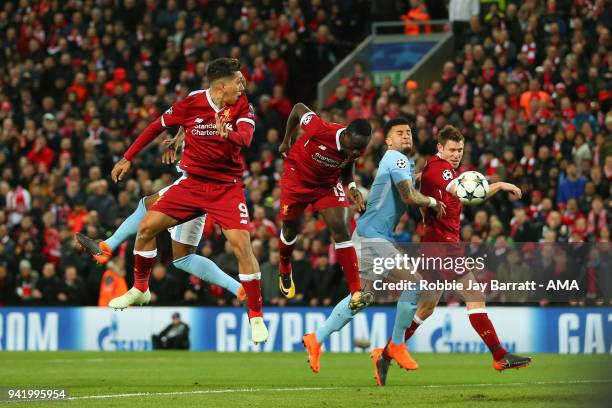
[1, 352, 610, 407]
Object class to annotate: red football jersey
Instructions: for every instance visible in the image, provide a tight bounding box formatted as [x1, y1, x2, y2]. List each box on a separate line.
[420, 154, 462, 242]
[161, 90, 254, 183]
[284, 112, 348, 186]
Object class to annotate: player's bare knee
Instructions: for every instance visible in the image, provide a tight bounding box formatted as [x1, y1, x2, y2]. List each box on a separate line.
[136, 222, 155, 242]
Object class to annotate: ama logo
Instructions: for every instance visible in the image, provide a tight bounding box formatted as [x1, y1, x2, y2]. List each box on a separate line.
[430, 314, 516, 353]
[97, 315, 151, 351]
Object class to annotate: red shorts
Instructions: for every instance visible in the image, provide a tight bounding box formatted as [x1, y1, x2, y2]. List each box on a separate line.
[150, 174, 250, 230]
[280, 169, 349, 221]
[419, 242, 468, 282]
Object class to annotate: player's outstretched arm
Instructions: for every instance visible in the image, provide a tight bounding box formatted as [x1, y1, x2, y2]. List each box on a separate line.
[279, 103, 312, 158]
[396, 179, 446, 216]
[487, 182, 522, 199]
[123, 116, 166, 161]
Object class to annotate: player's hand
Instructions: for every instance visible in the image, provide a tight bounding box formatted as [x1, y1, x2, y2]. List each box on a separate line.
[433, 200, 446, 218]
[503, 183, 522, 199]
[348, 186, 365, 212]
[161, 127, 184, 164]
[279, 142, 290, 158]
[111, 158, 131, 182]
[215, 112, 228, 139]
[414, 172, 422, 183]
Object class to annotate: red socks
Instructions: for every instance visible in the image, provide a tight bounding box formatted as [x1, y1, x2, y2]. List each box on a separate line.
[240, 273, 263, 318]
[133, 249, 157, 292]
[279, 230, 297, 276]
[468, 309, 507, 360]
[334, 241, 361, 294]
[404, 316, 423, 342]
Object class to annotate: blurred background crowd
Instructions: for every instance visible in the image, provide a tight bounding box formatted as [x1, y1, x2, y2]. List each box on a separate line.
[0, 0, 610, 308]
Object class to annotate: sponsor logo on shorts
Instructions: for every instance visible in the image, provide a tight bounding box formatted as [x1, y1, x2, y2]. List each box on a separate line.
[282, 204, 289, 215]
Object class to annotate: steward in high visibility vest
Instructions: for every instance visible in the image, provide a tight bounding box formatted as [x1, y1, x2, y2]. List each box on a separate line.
[402, 0, 432, 35]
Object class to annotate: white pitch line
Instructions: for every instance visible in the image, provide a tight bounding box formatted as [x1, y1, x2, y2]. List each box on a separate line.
[414, 379, 612, 388]
[3, 380, 610, 403]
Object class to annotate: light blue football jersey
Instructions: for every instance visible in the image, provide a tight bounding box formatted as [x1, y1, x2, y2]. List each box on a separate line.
[356, 149, 414, 240]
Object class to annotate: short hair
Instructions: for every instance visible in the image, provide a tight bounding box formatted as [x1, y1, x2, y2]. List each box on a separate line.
[207, 58, 241, 83]
[383, 117, 411, 137]
[437, 125, 464, 146]
[346, 118, 372, 148]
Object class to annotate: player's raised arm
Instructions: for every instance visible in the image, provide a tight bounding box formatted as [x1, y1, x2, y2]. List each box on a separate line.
[279, 102, 313, 158]
[112, 98, 188, 182]
[487, 182, 522, 199]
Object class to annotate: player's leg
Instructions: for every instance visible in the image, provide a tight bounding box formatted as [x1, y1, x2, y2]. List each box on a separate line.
[319, 205, 372, 310]
[109, 210, 179, 310]
[458, 272, 532, 370]
[106, 194, 158, 251]
[223, 228, 268, 342]
[194, 181, 268, 343]
[465, 300, 532, 370]
[405, 296, 438, 342]
[109, 177, 197, 310]
[278, 218, 300, 298]
[76, 193, 158, 264]
[169, 216, 245, 301]
[384, 289, 421, 368]
[278, 177, 309, 299]
[305, 277, 375, 373]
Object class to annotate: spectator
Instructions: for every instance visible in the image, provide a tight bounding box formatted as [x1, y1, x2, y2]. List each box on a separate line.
[402, 0, 431, 35]
[15, 259, 38, 304]
[58, 265, 87, 305]
[98, 260, 128, 307]
[261, 250, 286, 306]
[448, 0, 480, 50]
[32, 263, 62, 305]
[0, 262, 15, 306]
[152, 312, 190, 350]
[347, 96, 373, 121]
[557, 163, 588, 207]
[267, 49, 289, 89]
[520, 79, 552, 120]
[149, 263, 179, 306]
[103, 68, 132, 97]
[86, 180, 118, 230]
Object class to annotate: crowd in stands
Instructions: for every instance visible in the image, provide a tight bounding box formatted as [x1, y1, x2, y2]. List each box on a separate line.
[0, 1, 610, 308]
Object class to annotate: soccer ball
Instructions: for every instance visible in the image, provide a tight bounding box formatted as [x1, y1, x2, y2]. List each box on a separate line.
[456, 171, 489, 206]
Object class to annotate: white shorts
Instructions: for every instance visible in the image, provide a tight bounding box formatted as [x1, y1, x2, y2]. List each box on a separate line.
[158, 179, 206, 247]
[352, 229, 400, 280]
